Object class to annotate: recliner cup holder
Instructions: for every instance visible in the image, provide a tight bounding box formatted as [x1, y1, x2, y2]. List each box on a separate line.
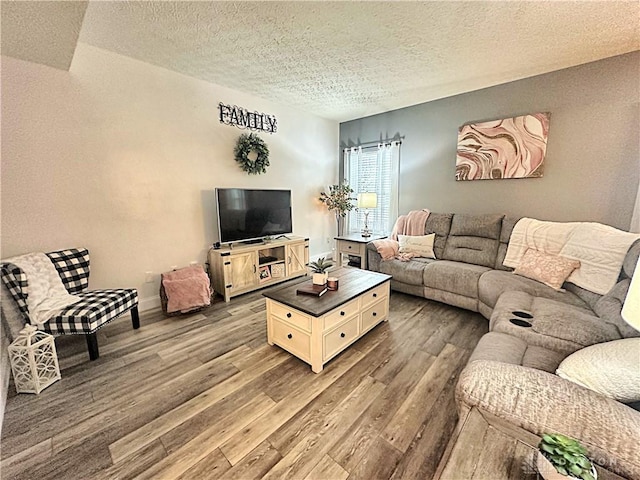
[510, 318, 532, 328]
[512, 310, 533, 319]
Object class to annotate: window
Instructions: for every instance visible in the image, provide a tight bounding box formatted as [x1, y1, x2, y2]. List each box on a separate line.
[344, 142, 400, 235]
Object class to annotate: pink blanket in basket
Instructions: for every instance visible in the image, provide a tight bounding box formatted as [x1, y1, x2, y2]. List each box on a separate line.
[163, 265, 211, 313]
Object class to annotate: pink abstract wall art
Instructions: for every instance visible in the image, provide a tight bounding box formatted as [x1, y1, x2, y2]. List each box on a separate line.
[455, 113, 550, 181]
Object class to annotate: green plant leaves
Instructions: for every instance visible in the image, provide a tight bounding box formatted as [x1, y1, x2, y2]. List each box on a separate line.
[319, 183, 356, 217]
[234, 133, 270, 175]
[539, 433, 594, 480]
[541, 443, 555, 454]
[309, 257, 333, 273]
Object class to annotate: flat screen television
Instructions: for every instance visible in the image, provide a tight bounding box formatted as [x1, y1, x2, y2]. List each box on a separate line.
[216, 188, 293, 243]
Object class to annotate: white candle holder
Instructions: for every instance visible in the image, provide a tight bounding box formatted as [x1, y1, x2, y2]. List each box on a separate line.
[8, 325, 61, 394]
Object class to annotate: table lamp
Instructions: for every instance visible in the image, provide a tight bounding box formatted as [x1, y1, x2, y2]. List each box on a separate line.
[358, 192, 377, 238]
[622, 258, 640, 331]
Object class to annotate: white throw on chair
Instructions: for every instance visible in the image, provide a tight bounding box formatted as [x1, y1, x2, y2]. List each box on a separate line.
[1, 248, 139, 361]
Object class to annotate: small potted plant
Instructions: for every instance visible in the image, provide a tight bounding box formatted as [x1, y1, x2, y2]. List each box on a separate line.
[309, 257, 333, 285]
[537, 433, 597, 480]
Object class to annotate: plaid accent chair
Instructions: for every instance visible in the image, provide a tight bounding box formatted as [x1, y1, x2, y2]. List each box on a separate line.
[1, 248, 139, 361]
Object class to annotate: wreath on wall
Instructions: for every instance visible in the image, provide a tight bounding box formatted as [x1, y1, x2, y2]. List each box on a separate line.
[234, 133, 270, 175]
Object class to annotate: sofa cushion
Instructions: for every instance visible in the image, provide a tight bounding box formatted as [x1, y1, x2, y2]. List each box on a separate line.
[424, 212, 453, 260]
[398, 234, 435, 258]
[423, 260, 490, 298]
[378, 257, 435, 286]
[593, 278, 639, 338]
[563, 282, 602, 310]
[468, 331, 565, 373]
[442, 214, 504, 268]
[495, 215, 520, 271]
[556, 338, 640, 403]
[478, 270, 589, 312]
[622, 239, 640, 279]
[490, 291, 622, 355]
[423, 287, 479, 312]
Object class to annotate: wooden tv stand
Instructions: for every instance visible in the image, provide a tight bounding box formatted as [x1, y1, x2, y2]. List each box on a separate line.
[208, 236, 309, 302]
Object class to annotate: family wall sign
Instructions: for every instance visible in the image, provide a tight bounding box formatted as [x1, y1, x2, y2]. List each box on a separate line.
[218, 102, 278, 134]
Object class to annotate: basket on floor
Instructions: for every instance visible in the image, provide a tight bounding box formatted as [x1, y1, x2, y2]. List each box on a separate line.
[160, 265, 213, 316]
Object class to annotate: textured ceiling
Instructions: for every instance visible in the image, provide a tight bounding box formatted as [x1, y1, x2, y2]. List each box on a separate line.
[3, 1, 639, 122]
[1, 1, 87, 71]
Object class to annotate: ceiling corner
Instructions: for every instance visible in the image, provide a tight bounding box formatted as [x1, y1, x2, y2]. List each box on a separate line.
[1, 0, 88, 71]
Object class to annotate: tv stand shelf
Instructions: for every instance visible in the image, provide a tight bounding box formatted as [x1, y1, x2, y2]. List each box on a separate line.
[209, 236, 309, 302]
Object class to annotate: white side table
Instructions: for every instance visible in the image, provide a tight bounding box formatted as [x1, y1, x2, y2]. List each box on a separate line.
[334, 233, 387, 270]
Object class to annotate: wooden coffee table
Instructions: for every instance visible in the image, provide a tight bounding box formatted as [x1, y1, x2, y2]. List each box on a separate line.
[262, 267, 391, 373]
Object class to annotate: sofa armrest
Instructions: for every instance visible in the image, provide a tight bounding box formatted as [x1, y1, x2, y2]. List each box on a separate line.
[456, 360, 640, 479]
[366, 242, 382, 272]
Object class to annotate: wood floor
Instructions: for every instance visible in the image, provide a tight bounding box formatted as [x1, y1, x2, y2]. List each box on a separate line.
[1, 285, 488, 480]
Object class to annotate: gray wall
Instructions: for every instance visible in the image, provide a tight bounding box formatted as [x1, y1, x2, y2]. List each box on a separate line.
[340, 51, 639, 230]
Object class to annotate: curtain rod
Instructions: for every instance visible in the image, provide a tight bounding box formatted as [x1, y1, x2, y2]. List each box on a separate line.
[343, 137, 403, 151]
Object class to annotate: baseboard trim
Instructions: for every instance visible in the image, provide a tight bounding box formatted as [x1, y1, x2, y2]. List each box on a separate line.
[138, 296, 161, 312]
[310, 250, 333, 262]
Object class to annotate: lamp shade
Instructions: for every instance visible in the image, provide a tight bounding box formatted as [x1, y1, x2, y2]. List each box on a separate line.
[358, 192, 377, 209]
[622, 258, 640, 331]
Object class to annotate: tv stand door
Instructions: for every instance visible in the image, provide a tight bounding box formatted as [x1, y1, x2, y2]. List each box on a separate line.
[226, 251, 258, 296]
[286, 242, 308, 277]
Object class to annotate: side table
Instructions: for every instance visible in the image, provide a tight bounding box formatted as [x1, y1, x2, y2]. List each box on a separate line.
[334, 233, 387, 270]
[433, 407, 624, 480]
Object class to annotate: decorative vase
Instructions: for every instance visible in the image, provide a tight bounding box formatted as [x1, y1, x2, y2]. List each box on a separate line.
[536, 452, 597, 480]
[312, 273, 328, 286]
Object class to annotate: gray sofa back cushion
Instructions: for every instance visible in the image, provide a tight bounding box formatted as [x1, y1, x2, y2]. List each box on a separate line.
[442, 214, 504, 268]
[564, 283, 603, 310]
[495, 215, 520, 271]
[424, 212, 453, 259]
[594, 278, 639, 338]
[622, 239, 640, 279]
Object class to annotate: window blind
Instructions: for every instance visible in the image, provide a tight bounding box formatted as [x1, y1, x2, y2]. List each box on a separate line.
[344, 143, 399, 235]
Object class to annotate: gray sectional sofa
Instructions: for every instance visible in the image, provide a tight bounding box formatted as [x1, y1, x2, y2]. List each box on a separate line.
[366, 212, 640, 479]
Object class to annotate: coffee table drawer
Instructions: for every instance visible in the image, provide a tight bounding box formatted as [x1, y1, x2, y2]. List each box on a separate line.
[271, 318, 311, 361]
[324, 298, 359, 330]
[360, 282, 389, 308]
[361, 297, 389, 333]
[269, 301, 312, 332]
[323, 316, 359, 361]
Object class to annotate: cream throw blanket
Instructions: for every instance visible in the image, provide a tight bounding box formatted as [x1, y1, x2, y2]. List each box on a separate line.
[504, 218, 640, 295]
[4, 252, 80, 326]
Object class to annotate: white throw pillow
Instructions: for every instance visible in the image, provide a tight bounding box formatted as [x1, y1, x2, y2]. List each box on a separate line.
[556, 338, 640, 403]
[398, 233, 436, 258]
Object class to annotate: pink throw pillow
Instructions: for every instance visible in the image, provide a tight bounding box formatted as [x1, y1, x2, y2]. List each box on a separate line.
[514, 248, 581, 290]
